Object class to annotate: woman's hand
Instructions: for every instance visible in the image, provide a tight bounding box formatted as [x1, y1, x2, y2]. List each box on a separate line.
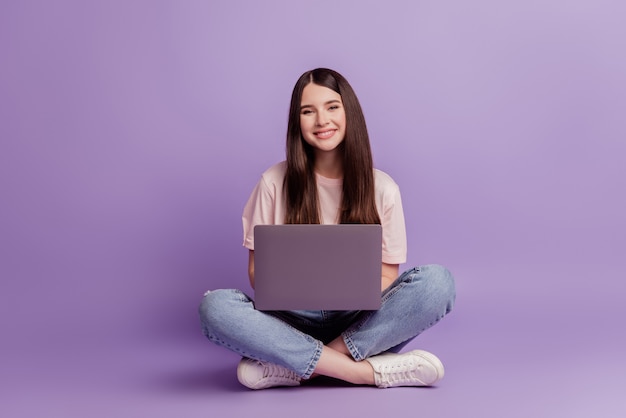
[381, 263, 399, 292]
[248, 250, 255, 289]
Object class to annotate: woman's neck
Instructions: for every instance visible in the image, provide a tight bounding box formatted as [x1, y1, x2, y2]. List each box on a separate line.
[314, 151, 343, 179]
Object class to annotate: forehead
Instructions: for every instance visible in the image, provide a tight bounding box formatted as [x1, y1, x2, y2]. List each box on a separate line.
[300, 83, 342, 105]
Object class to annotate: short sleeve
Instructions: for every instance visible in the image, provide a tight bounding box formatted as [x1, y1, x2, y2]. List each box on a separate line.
[241, 162, 287, 250]
[381, 183, 407, 264]
[373, 169, 407, 265]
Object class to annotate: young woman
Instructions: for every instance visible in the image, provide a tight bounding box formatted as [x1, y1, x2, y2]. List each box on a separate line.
[199, 68, 455, 389]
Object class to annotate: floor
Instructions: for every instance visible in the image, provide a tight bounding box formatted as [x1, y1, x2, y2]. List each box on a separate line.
[3, 263, 625, 418]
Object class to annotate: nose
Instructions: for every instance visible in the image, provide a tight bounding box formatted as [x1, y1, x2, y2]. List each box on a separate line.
[315, 111, 329, 126]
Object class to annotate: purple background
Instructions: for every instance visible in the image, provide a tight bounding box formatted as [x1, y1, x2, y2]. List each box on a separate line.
[1, 1, 625, 417]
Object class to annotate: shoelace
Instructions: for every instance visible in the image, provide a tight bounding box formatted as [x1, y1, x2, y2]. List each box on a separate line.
[379, 359, 424, 385]
[261, 362, 300, 382]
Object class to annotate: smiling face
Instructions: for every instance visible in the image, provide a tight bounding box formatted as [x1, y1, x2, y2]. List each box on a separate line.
[299, 83, 346, 156]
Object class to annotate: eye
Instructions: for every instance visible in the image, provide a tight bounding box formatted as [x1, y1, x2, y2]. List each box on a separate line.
[328, 105, 340, 111]
[301, 109, 314, 115]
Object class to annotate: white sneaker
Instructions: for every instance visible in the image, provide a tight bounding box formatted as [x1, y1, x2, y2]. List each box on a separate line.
[236, 358, 302, 390]
[365, 349, 445, 388]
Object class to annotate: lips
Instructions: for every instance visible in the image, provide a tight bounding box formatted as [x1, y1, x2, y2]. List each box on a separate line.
[314, 129, 336, 139]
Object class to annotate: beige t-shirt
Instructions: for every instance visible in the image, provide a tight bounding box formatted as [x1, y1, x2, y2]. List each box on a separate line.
[242, 161, 407, 264]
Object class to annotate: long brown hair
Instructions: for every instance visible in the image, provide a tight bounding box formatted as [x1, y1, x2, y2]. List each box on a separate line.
[284, 68, 381, 225]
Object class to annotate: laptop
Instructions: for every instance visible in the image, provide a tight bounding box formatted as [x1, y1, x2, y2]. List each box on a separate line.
[253, 224, 382, 310]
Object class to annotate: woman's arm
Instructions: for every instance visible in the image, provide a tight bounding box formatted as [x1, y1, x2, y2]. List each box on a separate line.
[248, 250, 255, 289]
[381, 262, 399, 292]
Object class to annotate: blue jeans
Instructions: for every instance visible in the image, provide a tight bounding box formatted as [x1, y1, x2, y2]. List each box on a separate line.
[199, 264, 455, 379]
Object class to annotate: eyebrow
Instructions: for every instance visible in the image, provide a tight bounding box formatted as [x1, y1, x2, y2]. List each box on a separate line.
[300, 99, 342, 110]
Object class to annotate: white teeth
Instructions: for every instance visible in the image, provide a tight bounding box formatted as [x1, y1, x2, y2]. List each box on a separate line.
[316, 130, 334, 139]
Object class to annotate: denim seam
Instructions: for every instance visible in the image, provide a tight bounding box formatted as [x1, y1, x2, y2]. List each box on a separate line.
[204, 332, 257, 359]
[341, 268, 419, 360]
[204, 327, 321, 378]
[343, 333, 364, 361]
[302, 340, 324, 379]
